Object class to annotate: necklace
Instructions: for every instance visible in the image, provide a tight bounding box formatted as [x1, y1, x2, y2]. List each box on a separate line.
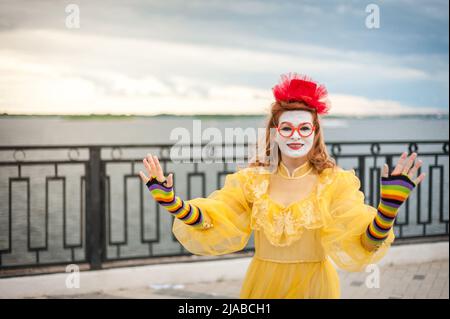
[294, 167, 313, 179]
[281, 167, 313, 179]
[278, 161, 314, 179]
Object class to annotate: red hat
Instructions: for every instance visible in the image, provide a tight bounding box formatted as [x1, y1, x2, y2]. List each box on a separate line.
[272, 72, 331, 115]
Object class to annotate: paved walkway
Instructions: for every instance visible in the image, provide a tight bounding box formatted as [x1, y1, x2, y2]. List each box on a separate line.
[41, 259, 449, 299]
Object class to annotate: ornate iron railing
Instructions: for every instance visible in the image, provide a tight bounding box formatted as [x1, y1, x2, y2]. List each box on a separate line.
[0, 140, 448, 275]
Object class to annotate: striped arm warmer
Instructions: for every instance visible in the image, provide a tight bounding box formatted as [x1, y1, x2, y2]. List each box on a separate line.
[362, 173, 417, 250]
[146, 177, 212, 230]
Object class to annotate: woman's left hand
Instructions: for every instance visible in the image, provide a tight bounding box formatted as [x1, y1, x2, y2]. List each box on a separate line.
[361, 151, 427, 251]
[382, 151, 426, 186]
[139, 153, 174, 188]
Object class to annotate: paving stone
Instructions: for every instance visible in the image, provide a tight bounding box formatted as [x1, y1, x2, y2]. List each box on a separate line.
[32, 259, 449, 299]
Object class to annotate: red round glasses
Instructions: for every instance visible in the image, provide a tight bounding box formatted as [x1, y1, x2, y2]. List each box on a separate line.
[276, 122, 316, 138]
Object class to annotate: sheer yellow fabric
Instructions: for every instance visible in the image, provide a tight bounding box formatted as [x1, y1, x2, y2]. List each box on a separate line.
[320, 168, 395, 272]
[171, 163, 395, 298]
[240, 253, 341, 298]
[172, 169, 253, 256]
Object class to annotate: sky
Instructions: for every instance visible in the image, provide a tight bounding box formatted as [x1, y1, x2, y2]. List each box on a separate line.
[0, 0, 448, 116]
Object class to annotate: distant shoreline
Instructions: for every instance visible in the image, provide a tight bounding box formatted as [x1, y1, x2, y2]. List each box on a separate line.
[0, 113, 448, 120]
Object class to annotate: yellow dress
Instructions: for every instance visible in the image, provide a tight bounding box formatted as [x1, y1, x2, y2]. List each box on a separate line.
[172, 161, 395, 299]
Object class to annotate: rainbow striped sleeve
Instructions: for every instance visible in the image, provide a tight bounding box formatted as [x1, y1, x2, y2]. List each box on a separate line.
[146, 177, 210, 230]
[362, 173, 416, 250]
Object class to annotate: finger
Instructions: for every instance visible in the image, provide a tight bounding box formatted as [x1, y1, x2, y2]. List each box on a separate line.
[166, 173, 173, 188]
[392, 152, 408, 175]
[408, 158, 423, 180]
[142, 157, 154, 178]
[402, 152, 417, 175]
[147, 153, 158, 178]
[382, 163, 389, 178]
[153, 155, 165, 181]
[413, 172, 426, 186]
[139, 171, 150, 184]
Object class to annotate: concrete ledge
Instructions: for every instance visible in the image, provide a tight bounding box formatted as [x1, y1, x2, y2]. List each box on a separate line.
[0, 241, 448, 299]
[378, 241, 448, 267]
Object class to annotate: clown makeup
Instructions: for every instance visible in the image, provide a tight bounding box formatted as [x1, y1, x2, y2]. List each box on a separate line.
[274, 110, 315, 158]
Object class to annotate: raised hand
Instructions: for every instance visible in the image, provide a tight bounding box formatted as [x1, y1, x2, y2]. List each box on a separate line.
[362, 152, 426, 251]
[138, 153, 213, 230]
[381, 151, 426, 186]
[139, 153, 173, 188]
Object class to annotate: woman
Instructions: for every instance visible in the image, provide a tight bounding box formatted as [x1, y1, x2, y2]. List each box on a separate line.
[139, 73, 426, 299]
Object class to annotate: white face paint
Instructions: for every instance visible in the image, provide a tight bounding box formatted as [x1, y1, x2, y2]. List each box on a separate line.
[274, 110, 315, 158]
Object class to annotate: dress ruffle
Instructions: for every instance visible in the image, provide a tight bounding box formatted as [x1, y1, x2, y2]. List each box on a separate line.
[242, 166, 338, 247]
[173, 164, 395, 273]
[320, 168, 395, 272]
[172, 168, 253, 256]
[242, 165, 395, 270]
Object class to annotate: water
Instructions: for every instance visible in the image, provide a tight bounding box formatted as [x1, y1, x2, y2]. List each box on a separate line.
[0, 115, 448, 146]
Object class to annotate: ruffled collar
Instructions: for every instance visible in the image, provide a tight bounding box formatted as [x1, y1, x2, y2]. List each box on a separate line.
[243, 163, 339, 247]
[277, 160, 314, 179]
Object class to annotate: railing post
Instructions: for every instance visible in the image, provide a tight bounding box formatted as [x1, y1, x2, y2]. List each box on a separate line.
[358, 155, 366, 194]
[85, 146, 105, 270]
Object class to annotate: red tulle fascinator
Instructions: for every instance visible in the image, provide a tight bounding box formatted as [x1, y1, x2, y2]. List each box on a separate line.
[272, 73, 331, 115]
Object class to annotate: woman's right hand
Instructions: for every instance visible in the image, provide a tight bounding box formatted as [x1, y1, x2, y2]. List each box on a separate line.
[139, 153, 212, 230]
[139, 153, 173, 187]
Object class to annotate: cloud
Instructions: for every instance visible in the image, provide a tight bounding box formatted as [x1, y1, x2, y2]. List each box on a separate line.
[0, 53, 445, 117]
[0, 0, 447, 115]
[329, 94, 447, 116]
[0, 29, 445, 115]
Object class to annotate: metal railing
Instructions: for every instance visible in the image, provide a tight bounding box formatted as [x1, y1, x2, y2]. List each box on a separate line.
[0, 140, 448, 275]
